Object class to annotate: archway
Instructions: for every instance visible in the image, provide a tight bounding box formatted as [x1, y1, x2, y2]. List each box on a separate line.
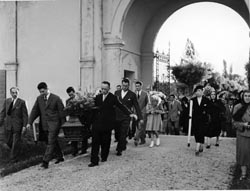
[119, 0, 249, 89]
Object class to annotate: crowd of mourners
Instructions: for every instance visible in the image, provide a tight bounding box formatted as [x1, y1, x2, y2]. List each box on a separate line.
[0, 79, 249, 181]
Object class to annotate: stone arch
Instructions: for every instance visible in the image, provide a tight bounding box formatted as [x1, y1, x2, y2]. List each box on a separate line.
[116, 0, 249, 89]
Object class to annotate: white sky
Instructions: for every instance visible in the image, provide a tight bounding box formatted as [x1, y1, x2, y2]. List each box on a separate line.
[154, 2, 250, 79]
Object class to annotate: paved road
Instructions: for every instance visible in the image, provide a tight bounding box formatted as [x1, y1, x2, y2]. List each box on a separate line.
[0, 135, 236, 191]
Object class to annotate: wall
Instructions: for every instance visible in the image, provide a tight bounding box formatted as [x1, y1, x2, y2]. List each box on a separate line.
[16, 0, 80, 110]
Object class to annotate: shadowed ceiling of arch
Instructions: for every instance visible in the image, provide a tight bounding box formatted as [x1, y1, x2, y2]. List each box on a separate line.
[122, 0, 249, 53]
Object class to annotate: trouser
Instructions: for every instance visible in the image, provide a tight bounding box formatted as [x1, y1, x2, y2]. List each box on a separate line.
[91, 130, 112, 164]
[167, 120, 180, 135]
[134, 113, 147, 143]
[6, 130, 21, 160]
[127, 118, 137, 139]
[115, 118, 130, 152]
[43, 129, 63, 163]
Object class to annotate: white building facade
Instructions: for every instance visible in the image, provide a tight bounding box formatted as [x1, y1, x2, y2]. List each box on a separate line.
[0, 0, 249, 109]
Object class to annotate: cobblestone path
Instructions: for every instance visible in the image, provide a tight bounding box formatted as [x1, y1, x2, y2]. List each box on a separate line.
[0, 135, 236, 191]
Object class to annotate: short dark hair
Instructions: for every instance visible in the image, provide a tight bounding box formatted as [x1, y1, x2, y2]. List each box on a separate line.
[102, 81, 110, 87]
[116, 85, 121, 88]
[122, 78, 130, 84]
[169, 94, 175, 98]
[37, 82, 48, 90]
[66, 87, 75, 93]
[135, 81, 142, 86]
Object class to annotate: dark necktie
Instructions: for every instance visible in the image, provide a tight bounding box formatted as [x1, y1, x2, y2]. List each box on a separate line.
[7, 100, 14, 115]
[137, 92, 140, 99]
[44, 95, 48, 105]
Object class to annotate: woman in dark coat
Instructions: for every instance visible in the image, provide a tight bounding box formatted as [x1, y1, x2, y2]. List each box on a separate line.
[180, 96, 189, 135]
[205, 91, 225, 148]
[191, 85, 210, 156]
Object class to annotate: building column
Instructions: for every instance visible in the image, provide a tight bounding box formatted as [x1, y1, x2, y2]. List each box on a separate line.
[79, 0, 94, 92]
[141, 52, 154, 89]
[3, 1, 18, 93]
[5, 62, 18, 92]
[103, 37, 125, 92]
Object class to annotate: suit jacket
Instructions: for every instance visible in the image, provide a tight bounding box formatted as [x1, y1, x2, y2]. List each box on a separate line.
[92, 93, 131, 131]
[28, 93, 65, 132]
[167, 100, 182, 122]
[224, 104, 234, 123]
[135, 90, 148, 114]
[0, 98, 28, 132]
[191, 96, 210, 129]
[115, 90, 143, 121]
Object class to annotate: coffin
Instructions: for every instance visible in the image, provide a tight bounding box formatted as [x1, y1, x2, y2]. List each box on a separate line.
[62, 116, 86, 141]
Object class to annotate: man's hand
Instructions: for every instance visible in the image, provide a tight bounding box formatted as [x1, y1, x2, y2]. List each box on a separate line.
[26, 124, 31, 130]
[139, 120, 144, 125]
[22, 126, 27, 135]
[130, 114, 138, 121]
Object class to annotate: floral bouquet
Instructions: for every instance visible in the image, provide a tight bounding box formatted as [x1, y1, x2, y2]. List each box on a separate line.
[64, 92, 95, 116]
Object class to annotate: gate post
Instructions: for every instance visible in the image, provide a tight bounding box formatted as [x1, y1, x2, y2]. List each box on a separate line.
[103, 37, 125, 92]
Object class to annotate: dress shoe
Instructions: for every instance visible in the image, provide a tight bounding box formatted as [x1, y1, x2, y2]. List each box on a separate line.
[195, 151, 199, 156]
[215, 143, 219, 147]
[40, 161, 48, 169]
[134, 141, 138, 146]
[114, 139, 118, 143]
[55, 158, 64, 164]
[116, 151, 122, 156]
[101, 159, 107, 162]
[206, 145, 211, 149]
[88, 163, 98, 167]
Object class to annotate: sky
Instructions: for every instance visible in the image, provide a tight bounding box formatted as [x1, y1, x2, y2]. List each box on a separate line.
[154, 2, 250, 81]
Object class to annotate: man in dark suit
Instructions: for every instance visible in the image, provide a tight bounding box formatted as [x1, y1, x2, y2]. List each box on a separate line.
[167, 94, 183, 135]
[65, 87, 89, 156]
[27, 82, 65, 169]
[88, 81, 132, 167]
[0, 87, 28, 162]
[115, 78, 143, 156]
[134, 81, 148, 146]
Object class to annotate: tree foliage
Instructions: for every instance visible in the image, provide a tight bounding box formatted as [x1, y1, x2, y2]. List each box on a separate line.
[171, 62, 206, 88]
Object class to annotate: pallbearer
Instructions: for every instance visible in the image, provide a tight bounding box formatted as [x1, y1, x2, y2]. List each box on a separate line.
[191, 85, 210, 156]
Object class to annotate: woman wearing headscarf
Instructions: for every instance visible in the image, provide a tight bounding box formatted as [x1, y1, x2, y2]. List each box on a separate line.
[232, 90, 250, 180]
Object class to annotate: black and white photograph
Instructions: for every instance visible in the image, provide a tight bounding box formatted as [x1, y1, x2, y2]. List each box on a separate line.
[0, 0, 249, 190]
